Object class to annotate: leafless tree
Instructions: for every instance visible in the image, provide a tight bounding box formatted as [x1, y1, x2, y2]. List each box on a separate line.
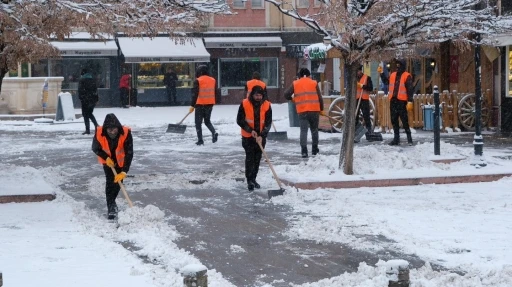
[265, 0, 512, 174]
[0, 0, 230, 91]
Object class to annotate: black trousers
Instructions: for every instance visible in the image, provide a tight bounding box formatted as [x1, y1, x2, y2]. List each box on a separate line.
[298, 112, 319, 148]
[119, 88, 130, 106]
[242, 137, 266, 183]
[195, 105, 216, 141]
[81, 102, 98, 132]
[103, 165, 122, 213]
[166, 86, 177, 105]
[356, 99, 372, 131]
[390, 98, 411, 138]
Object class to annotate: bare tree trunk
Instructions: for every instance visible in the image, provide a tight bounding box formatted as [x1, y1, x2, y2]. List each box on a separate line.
[338, 62, 358, 174]
[0, 67, 7, 94]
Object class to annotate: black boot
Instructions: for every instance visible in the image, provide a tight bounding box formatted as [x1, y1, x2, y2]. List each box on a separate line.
[406, 132, 413, 146]
[388, 137, 400, 146]
[196, 129, 204, 145]
[301, 146, 308, 158]
[82, 130, 90, 135]
[107, 203, 118, 220]
[247, 181, 255, 191]
[312, 145, 319, 156]
[251, 179, 261, 189]
[212, 133, 218, 143]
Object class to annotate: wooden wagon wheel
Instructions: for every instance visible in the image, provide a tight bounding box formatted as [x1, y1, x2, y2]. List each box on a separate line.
[327, 96, 375, 133]
[457, 94, 489, 131]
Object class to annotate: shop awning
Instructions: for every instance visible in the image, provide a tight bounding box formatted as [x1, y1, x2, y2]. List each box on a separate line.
[51, 41, 118, 56]
[118, 37, 210, 63]
[204, 37, 282, 48]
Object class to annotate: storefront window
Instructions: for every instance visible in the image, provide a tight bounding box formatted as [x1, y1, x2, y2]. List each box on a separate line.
[411, 59, 422, 94]
[49, 58, 111, 90]
[219, 58, 278, 88]
[31, 60, 49, 77]
[135, 63, 196, 89]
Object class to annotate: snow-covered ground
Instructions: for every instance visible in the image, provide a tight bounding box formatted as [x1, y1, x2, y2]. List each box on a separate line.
[1, 104, 512, 286]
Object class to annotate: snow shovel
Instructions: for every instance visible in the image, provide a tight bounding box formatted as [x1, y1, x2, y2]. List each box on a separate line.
[256, 140, 285, 199]
[166, 111, 192, 133]
[266, 122, 288, 141]
[110, 166, 134, 208]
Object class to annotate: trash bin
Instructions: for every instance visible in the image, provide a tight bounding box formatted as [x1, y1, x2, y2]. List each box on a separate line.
[422, 105, 442, 131]
[288, 100, 300, 127]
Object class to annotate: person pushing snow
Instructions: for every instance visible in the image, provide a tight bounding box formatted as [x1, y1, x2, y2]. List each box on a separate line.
[92, 113, 134, 220]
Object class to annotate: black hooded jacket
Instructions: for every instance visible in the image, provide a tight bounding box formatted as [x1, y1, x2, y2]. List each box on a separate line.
[236, 87, 272, 138]
[380, 60, 413, 102]
[78, 73, 99, 105]
[92, 113, 134, 173]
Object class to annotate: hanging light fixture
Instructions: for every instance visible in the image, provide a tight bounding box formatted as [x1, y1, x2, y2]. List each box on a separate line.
[430, 59, 436, 68]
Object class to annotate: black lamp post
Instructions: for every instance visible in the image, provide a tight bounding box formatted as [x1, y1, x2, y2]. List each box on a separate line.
[472, 33, 486, 167]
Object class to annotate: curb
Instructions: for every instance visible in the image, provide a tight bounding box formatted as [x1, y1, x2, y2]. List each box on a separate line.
[0, 194, 56, 204]
[281, 173, 512, 190]
[0, 114, 82, 121]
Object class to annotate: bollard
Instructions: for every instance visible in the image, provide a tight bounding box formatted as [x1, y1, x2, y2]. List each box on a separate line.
[181, 264, 207, 287]
[378, 259, 410, 287]
[433, 85, 441, 155]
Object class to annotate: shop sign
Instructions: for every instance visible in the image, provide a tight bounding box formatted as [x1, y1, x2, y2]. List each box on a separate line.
[286, 44, 309, 58]
[209, 43, 279, 48]
[304, 46, 327, 60]
[125, 57, 210, 63]
[60, 50, 117, 56]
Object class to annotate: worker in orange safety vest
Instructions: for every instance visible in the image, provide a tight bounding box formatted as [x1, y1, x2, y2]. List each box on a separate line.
[354, 65, 374, 142]
[284, 68, 324, 158]
[190, 65, 219, 145]
[237, 85, 272, 191]
[92, 113, 133, 220]
[378, 59, 414, 146]
[245, 71, 267, 99]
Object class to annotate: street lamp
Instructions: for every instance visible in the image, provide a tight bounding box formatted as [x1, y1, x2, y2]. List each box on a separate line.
[472, 33, 486, 167]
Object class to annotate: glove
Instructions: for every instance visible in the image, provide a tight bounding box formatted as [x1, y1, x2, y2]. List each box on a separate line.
[114, 172, 126, 183]
[189, 106, 194, 113]
[320, 111, 326, 116]
[406, 102, 413, 112]
[377, 66, 383, 74]
[105, 157, 115, 168]
[357, 83, 363, 88]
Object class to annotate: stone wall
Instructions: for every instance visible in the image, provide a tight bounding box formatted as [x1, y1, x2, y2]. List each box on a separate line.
[0, 77, 64, 114]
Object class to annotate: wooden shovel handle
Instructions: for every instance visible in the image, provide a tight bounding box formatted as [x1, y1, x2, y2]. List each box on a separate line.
[110, 166, 133, 208]
[271, 122, 278, 132]
[257, 140, 284, 189]
[321, 113, 343, 125]
[177, 111, 193, 126]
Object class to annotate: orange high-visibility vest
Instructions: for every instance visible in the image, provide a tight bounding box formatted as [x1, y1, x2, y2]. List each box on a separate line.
[96, 126, 130, 167]
[356, 74, 370, 100]
[293, 77, 320, 113]
[388, 72, 411, 101]
[241, 99, 271, 138]
[246, 79, 267, 98]
[196, 76, 216, 105]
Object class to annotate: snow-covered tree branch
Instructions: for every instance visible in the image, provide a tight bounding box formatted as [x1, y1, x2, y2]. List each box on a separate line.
[265, 0, 512, 174]
[0, 0, 230, 91]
